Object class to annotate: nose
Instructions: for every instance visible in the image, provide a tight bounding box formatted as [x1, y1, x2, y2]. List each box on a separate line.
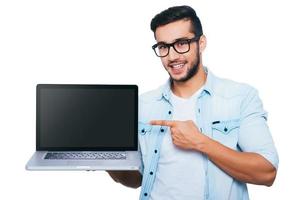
[167, 46, 180, 61]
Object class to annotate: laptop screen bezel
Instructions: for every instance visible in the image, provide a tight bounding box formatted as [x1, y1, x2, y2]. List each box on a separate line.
[36, 84, 138, 151]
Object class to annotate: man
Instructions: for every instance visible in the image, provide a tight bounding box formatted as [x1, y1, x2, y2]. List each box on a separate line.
[107, 5, 278, 200]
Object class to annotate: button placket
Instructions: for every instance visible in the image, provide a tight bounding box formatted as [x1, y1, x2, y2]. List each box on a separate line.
[140, 108, 173, 200]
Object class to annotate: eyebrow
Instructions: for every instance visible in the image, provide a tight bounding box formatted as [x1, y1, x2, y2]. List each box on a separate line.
[157, 37, 191, 45]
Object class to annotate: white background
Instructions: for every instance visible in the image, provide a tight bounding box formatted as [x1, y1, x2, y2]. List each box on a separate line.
[0, 0, 299, 199]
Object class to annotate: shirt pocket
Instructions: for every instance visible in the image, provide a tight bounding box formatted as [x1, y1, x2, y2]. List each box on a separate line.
[211, 119, 240, 149]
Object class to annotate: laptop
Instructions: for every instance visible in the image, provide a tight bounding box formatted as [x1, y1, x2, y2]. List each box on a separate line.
[26, 84, 141, 171]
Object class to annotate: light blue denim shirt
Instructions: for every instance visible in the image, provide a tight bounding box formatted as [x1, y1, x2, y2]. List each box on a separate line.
[138, 67, 279, 200]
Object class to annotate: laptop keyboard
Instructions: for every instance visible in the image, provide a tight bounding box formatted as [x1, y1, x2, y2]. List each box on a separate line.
[44, 152, 126, 160]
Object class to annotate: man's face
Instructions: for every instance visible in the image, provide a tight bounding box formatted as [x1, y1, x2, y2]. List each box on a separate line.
[155, 19, 201, 82]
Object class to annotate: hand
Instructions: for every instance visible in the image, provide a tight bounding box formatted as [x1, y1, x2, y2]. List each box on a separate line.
[106, 170, 142, 189]
[150, 120, 206, 151]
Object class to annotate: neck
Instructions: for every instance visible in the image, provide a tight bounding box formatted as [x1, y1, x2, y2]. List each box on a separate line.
[171, 64, 207, 98]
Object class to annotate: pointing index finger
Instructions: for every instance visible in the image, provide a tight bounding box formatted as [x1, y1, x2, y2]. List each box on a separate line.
[150, 120, 175, 127]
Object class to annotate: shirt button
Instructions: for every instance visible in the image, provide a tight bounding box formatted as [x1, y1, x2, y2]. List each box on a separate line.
[150, 171, 153, 175]
[154, 150, 158, 153]
[168, 110, 172, 115]
[160, 129, 164, 132]
[144, 193, 148, 196]
[141, 129, 145, 133]
[224, 127, 228, 132]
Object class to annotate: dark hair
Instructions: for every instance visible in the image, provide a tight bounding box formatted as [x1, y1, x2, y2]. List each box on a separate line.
[150, 5, 203, 38]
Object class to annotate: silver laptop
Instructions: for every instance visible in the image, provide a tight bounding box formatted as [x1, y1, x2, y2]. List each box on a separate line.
[26, 84, 141, 171]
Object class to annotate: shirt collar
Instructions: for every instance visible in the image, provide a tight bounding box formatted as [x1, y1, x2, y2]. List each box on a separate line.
[157, 66, 215, 101]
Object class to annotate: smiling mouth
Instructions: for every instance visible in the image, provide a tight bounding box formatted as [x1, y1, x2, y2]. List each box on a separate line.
[168, 62, 186, 74]
[170, 63, 184, 69]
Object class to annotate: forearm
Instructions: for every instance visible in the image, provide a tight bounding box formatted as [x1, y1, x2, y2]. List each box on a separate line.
[106, 170, 142, 188]
[194, 135, 277, 186]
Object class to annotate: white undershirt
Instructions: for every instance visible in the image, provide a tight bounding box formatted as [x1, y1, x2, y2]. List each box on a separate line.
[150, 87, 205, 200]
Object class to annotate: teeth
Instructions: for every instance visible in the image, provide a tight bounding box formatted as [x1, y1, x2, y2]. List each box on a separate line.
[171, 63, 184, 69]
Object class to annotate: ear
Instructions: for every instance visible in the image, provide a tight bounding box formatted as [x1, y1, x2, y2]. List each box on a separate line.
[198, 35, 207, 53]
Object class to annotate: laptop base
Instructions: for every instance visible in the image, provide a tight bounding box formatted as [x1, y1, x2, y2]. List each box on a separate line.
[26, 151, 141, 171]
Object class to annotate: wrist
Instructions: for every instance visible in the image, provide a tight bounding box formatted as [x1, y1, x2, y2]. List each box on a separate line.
[193, 133, 212, 154]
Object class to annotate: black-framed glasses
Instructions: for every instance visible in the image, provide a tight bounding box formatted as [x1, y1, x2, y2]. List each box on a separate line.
[152, 35, 200, 57]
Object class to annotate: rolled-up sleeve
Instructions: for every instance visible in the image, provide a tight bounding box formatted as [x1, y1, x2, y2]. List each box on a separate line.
[238, 87, 279, 170]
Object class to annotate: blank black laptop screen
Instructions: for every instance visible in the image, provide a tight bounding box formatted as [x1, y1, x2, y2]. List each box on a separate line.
[36, 84, 138, 151]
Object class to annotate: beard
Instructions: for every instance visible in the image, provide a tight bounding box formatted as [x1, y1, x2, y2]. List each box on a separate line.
[168, 48, 201, 82]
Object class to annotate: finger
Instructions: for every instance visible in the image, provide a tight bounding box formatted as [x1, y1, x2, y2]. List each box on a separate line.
[171, 129, 180, 139]
[150, 120, 175, 127]
[170, 127, 181, 135]
[172, 128, 180, 135]
[171, 134, 180, 145]
[170, 127, 176, 134]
